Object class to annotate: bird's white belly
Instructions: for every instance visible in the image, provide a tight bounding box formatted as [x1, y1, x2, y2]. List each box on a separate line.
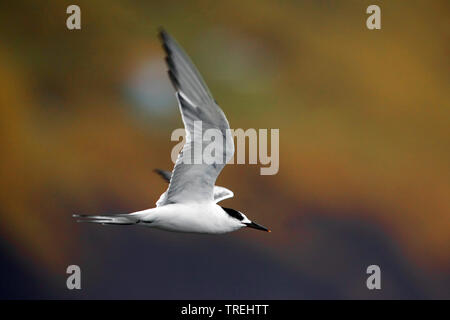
[142, 203, 240, 234]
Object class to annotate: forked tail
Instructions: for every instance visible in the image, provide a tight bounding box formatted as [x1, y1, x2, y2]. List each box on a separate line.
[73, 213, 139, 225]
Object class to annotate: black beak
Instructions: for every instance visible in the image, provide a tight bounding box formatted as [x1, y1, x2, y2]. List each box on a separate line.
[245, 221, 271, 232]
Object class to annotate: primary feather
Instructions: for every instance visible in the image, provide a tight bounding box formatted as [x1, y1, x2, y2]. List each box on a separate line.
[154, 169, 234, 205]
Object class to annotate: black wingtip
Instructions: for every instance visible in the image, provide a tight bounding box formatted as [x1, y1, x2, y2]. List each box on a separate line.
[154, 169, 171, 183]
[167, 70, 180, 90]
[157, 26, 166, 37]
[165, 56, 175, 72]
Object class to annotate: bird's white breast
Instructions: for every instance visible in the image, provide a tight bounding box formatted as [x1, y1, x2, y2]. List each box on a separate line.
[141, 203, 242, 234]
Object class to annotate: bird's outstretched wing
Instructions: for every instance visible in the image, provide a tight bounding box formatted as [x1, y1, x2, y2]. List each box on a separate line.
[158, 30, 234, 205]
[154, 169, 234, 205]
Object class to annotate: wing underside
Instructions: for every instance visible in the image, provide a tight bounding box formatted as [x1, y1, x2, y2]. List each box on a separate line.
[157, 30, 234, 205]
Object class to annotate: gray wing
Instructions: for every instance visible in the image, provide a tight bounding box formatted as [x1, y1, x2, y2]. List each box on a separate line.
[212, 186, 234, 203]
[158, 30, 234, 205]
[154, 169, 234, 205]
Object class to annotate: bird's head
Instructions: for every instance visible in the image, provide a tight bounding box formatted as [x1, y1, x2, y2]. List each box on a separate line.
[221, 207, 270, 232]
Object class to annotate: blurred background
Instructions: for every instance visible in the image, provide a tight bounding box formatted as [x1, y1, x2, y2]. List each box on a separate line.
[0, 0, 449, 299]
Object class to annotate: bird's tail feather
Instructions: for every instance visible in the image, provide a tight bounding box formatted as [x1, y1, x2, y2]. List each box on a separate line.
[73, 213, 138, 225]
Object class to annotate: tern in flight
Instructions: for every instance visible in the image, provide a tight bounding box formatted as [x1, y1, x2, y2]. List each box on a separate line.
[73, 29, 270, 234]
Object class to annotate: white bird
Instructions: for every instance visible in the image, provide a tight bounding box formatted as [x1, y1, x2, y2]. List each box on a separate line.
[73, 29, 270, 234]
